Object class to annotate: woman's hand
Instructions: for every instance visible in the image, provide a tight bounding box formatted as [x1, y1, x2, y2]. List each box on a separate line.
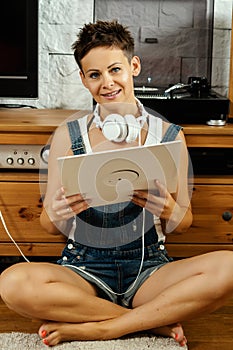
[131, 180, 175, 220]
[46, 187, 90, 223]
[131, 179, 192, 234]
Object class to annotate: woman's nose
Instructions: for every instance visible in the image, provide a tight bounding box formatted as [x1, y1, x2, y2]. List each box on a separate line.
[102, 74, 114, 88]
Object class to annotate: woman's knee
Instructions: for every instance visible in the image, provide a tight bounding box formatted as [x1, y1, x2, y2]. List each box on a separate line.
[208, 250, 233, 295]
[0, 262, 33, 305]
[210, 250, 233, 272]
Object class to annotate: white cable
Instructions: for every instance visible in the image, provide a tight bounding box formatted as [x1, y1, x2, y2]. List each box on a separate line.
[122, 206, 145, 295]
[0, 210, 30, 263]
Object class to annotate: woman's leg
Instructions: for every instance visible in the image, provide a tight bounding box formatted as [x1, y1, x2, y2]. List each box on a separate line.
[0, 261, 185, 347]
[0, 262, 128, 323]
[3, 250, 233, 346]
[100, 250, 233, 338]
[36, 250, 233, 346]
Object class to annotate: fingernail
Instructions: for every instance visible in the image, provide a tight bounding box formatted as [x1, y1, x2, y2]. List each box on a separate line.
[175, 333, 179, 340]
[43, 338, 49, 346]
[41, 330, 47, 338]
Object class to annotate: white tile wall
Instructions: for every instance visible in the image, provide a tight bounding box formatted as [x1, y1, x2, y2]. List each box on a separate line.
[0, 0, 232, 109]
[212, 0, 233, 95]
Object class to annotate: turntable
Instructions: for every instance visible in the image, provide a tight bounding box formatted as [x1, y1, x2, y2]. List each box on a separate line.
[135, 77, 230, 125]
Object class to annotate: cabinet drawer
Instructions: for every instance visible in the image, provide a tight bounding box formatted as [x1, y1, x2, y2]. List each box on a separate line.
[167, 184, 233, 245]
[189, 184, 233, 242]
[0, 182, 66, 244]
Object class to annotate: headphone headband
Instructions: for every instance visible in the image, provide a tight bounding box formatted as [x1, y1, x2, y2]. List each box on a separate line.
[92, 100, 148, 143]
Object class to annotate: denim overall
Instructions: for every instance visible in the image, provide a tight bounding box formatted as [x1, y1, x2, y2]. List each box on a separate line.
[58, 116, 181, 306]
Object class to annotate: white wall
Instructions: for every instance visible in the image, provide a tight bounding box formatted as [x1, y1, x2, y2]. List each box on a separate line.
[212, 0, 233, 96]
[0, 0, 232, 109]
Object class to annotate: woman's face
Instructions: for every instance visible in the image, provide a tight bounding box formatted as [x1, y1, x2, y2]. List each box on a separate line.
[80, 46, 141, 105]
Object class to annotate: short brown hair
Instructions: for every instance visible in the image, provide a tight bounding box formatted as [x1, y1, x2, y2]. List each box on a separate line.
[72, 20, 135, 72]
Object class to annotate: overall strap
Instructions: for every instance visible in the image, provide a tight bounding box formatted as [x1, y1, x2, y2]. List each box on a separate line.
[161, 123, 182, 143]
[67, 120, 86, 155]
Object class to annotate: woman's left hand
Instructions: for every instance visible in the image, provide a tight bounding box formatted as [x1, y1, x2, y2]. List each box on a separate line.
[131, 180, 175, 220]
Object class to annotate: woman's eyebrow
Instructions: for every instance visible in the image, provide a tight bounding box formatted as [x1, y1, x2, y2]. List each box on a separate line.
[107, 62, 122, 69]
[85, 62, 122, 74]
[85, 68, 99, 74]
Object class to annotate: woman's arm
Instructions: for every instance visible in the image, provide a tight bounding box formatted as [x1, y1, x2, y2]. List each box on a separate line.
[40, 123, 74, 235]
[159, 129, 193, 234]
[132, 127, 193, 234]
[40, 119, 90, 236]
[40, 188, 76, 236]
[40, 206, 66, 235]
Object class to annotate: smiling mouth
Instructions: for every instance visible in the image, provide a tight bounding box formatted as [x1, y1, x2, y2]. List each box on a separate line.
[102, 89, 121, 97]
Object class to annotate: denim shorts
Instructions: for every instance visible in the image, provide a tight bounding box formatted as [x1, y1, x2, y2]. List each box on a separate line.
[57, 238, 173, 308]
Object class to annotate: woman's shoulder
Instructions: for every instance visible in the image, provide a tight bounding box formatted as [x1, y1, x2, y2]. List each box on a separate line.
[52, 111, 91, 138]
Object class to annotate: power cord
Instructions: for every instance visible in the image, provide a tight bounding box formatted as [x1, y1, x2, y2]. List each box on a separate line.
[0, 210, 30, 263]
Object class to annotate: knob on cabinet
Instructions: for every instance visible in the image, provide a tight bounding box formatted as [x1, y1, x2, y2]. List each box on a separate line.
[41, 145, 50, 164]
[222, 211, 232, 221]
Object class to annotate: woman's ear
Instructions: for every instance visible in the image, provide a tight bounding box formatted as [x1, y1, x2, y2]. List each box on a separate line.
[131, 56, 141, 77]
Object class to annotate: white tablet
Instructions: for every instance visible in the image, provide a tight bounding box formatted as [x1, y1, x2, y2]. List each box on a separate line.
[57, 140, 182, 207]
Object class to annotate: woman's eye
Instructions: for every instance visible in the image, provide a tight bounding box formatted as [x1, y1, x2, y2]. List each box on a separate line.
[111, 67, 121, 73]
[89, 72, 99, 79]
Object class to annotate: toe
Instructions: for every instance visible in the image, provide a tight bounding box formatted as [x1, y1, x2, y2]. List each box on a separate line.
[179, 336, 187, 347]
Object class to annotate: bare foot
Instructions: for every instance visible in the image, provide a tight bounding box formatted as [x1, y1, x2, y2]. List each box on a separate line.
[39, 321, 187, 347]
[150, 323, 187, 347]
[39, 321, 107, 347]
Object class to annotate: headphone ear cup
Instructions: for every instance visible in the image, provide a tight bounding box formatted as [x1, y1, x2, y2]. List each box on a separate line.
[124, 114, 141, 143]
[101, 114, 127, 142]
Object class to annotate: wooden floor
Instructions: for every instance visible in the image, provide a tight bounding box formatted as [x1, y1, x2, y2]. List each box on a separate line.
[1, 296, 233, 350]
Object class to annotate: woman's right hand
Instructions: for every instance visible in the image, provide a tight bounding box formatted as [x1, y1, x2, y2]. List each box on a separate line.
[46, 187, 90, 223]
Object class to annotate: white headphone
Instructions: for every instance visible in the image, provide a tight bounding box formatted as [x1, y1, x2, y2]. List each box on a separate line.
[93, 99, 148, 143]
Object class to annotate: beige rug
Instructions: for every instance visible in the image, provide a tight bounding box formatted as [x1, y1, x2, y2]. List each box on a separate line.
[0, 332, 188, 349]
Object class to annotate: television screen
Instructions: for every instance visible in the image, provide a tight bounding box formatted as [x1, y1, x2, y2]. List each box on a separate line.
[0, 0, 38, 98]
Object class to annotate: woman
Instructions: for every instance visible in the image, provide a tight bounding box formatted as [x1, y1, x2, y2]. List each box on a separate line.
[1, 20, 233, 347]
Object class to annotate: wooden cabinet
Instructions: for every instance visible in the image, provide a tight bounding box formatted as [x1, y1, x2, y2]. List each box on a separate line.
[0, 109, 73, 257]
[166, 125, 233, 257]
[166, 177, 233, 257]
[191, 181, 233, 240]
[0, 109, 232, 258]
[0, 172, 66, 256]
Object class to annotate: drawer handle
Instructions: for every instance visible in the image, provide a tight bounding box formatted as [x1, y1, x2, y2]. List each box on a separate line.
[222, 211, 232, 221]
